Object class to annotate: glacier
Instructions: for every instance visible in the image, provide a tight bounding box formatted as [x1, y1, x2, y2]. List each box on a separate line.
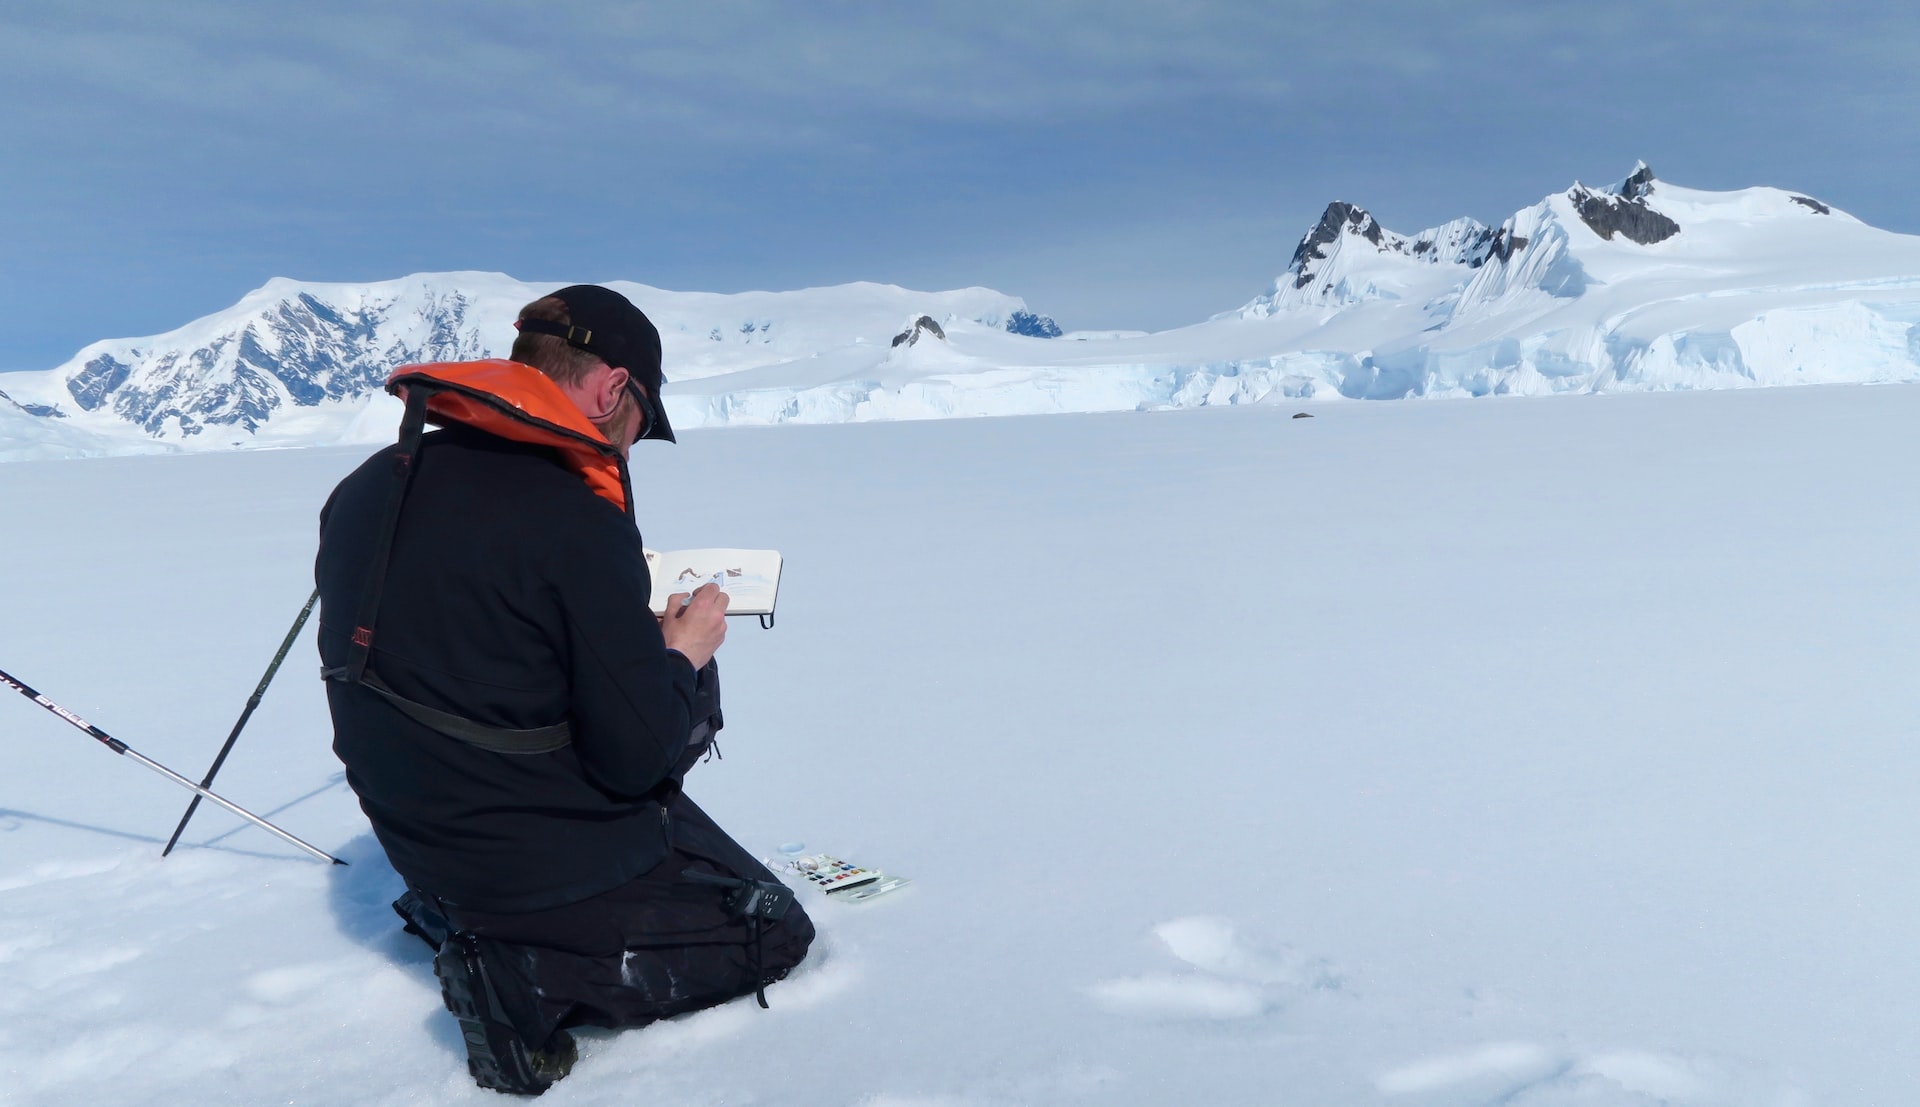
[5, 164, 1920, 461]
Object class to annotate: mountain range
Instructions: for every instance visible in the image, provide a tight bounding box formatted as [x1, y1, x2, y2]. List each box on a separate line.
[6, 163, 1920, 461]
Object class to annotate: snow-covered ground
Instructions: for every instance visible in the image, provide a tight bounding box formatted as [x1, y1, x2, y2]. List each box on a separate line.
[1, 384, 1915, 1105]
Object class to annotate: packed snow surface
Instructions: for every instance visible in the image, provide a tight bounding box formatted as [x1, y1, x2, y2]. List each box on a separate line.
[2, 385, 1915, 1104]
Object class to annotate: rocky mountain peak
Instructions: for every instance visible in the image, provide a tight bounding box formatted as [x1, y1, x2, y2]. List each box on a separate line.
[1285, 202, 1510, 293]
[1613, 161, 1657, 200]
[1288, 203, 1386, 288]
[1568, 163, 1679, 245]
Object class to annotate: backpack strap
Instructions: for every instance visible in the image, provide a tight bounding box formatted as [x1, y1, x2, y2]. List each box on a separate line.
[339, 386, 428, 683]
[323, 382, 573, 754]
[355, 669, 572, 755]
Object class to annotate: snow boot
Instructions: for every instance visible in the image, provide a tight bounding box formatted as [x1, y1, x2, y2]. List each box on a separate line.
[433, 932, 576, 1095]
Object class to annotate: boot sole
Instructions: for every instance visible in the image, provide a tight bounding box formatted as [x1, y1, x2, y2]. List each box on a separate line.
[434, 934, 575, 1095]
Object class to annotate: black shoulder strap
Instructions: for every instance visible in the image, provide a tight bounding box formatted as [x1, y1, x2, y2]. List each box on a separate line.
[356, 670, 572, 755]
[342, 386, 429, 684]
[323, 383, 574, 755]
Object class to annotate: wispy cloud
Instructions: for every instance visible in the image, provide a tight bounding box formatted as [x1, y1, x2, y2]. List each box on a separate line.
[2, 0, 1918, 367]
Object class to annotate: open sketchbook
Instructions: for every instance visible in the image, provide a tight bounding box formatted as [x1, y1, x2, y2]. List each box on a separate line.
[644, 548, 782, 622]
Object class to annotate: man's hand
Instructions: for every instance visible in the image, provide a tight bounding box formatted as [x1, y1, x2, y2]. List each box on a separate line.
[661, 583, 729, 669]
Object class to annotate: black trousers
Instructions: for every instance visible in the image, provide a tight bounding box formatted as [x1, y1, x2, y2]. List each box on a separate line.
[433, 792, 815, 1047]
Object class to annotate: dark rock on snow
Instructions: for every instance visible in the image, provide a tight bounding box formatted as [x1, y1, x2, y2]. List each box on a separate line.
[1568, 166, 1680, 245]
[891, 315, 947, 348]
[0, 388, 65, 418]
[1005, 310, 1062, 338]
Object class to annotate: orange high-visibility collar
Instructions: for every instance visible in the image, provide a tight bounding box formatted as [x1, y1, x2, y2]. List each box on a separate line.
[384, 359, 628, 514]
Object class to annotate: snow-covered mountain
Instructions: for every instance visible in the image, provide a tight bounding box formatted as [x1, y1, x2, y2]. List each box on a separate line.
[1214, 163, 1920, 402]
[6, 163, 1920, 461]
[0, 276, 1050, 459]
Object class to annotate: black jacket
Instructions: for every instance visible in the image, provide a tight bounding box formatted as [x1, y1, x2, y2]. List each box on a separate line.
[317, 424, 700, 912]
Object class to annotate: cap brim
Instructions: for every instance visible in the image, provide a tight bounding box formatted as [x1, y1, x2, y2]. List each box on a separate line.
[627, 380, 675, 444]
[645, 393, 676, 443]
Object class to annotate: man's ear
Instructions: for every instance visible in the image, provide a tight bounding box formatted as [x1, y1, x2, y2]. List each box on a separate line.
[603, 365, 631, 408]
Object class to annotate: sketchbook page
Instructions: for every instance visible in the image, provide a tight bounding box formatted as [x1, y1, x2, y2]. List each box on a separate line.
[643, 548, 782, 616]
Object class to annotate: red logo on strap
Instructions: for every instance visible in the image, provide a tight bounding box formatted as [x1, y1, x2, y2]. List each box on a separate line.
[351, 627, 373, 648]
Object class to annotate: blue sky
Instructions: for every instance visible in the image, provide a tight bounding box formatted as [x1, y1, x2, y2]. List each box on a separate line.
[4, 0, 1917, 372]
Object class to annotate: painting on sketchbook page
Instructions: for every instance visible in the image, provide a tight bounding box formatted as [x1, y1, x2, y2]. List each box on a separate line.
[643, 548, 782, 618]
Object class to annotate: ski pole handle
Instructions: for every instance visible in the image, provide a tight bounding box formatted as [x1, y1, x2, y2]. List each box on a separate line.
[0, 669, 127, 752]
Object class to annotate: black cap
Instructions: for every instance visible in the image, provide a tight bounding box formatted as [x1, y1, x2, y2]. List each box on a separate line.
[518, 285, 675, 443]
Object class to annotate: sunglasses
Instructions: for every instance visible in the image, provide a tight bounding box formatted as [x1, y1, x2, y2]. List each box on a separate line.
[623, 378, 671, 444]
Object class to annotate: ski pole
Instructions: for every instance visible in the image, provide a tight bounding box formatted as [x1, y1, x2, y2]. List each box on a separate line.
[0, 667, 345, 865]
[162, 588, 319, 857]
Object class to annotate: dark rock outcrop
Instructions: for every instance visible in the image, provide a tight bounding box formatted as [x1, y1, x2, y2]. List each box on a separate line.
[1615, 163, 1657, 201]
[1005, 310, 1062, 338]
[0, 388, 64, 418]
[1790, 195, 1831, 215]
[1287, 202, 1511, 294]
[67, 353, 134, 411]
[1290, 203, 1384, 288]
[891, 315, 947, 348]
[1484, 227, 1529, 264]
[1568, 166, 1680, 245]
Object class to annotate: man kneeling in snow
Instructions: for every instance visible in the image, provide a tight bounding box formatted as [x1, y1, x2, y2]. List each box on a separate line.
[314, 285, 813, 1095]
